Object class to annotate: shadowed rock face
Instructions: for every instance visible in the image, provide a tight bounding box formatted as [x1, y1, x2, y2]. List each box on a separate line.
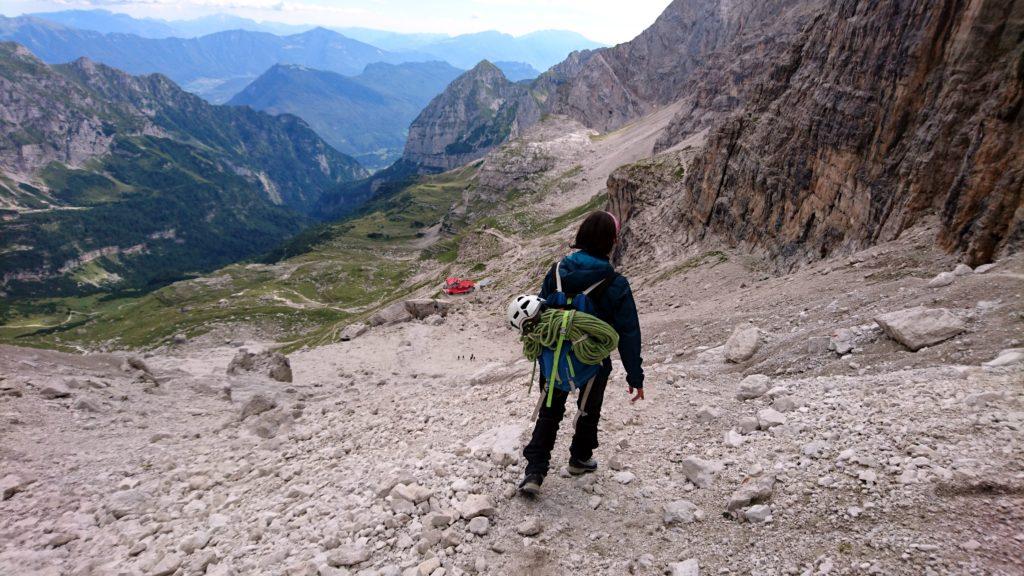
[679, 0, 1023, 267]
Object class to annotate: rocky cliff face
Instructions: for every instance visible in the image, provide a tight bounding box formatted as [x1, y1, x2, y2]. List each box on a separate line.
[402, 61, 541, 172]
[0, 45, 367, 211]
[675, 0, 1023, 267]
[606, 153, 690, 267]
[0, 44, 120, 179]
[0, 43, 370, 297]
[403, 0, 818, 171]
[56, 56, 368, 212]
[534, 0, 818, 133]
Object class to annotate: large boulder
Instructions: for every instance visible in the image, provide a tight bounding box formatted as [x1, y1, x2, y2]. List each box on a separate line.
[1, 474, 32, 501]
[327, 544, 370, 568]
[390, 483, 433, 504]
[726, 475, 776, 513]
[246, 408, 293, 439]
[829, 328, 856, 355]
[874, 307, 966, 351]
[983, 348, 1024, 368]
[724, 324, 760, 363]
[467, 424, 526, 466]
[404, 299, 452, 319]
[757, 408, 788, 429]
[339, 323, 368, 341]
[663, 500, 702, 525]
[106, 489, 150, 519]
[240, 394, 277, 421]
[735, 374, 770, 400]
[39, 381, 73, 399]
[120, 356, 152, 375]
[679, 457, 722, 488]
[668, 559, 700, 576]
[460, 494, 496, 518]
[369, 301, 414, 326]
[927, 272, 956, 287]
[227, 349, 292, 382]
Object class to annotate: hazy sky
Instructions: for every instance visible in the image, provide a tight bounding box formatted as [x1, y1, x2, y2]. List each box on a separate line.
[3, 0, 675, 44]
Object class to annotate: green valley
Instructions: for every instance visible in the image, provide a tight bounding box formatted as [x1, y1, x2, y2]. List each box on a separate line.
[0, 43, 367, 300]
[0, 142, 598, 352]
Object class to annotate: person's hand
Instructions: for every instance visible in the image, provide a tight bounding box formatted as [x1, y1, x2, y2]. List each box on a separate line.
[628, 386, 644, 403]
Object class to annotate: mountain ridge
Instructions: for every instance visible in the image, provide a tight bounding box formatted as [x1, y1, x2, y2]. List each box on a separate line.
[228, 61, 463, 169]
[57, 9, 603, 67]
[403, 0, 1023, 267]
[12, 10, 601, 92]
[402, 61, 542, 172]
[0, 16, 423, 102]
[0, 43, 368, 297]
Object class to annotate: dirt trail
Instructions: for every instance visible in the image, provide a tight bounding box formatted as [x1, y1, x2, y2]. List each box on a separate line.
[1, 235, 1021, 576]
[539, 101, 688, 213]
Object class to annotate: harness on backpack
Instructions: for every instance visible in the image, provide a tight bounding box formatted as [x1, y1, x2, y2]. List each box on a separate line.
[521, 262, 620, 412]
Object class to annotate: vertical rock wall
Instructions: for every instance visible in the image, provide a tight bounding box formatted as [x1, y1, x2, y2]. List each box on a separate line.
[678, 0, 1023, 266]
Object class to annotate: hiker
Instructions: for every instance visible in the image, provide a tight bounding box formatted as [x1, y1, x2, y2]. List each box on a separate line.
[517, 211, 644, 496]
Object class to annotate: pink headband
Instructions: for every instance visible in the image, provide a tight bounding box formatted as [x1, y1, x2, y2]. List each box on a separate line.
[605, 211, 620, 234]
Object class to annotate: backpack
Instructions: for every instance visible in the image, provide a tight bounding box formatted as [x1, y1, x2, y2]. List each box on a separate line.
[536, 261, 618, 406]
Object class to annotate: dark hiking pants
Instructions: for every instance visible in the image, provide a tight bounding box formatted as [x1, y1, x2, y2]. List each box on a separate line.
[523, 358, 612, 477]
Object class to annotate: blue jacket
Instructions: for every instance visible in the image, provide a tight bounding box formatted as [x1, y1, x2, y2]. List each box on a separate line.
[538, 250, 645, 389]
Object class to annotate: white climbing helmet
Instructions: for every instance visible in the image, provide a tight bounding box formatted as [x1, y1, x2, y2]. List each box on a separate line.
[507, 294, 545, 331]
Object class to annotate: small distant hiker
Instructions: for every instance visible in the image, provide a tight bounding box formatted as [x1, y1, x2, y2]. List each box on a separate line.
[507, 211, 644, 497]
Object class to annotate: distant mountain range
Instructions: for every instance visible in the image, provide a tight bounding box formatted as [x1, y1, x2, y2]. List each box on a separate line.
[18, 9, 602, 71]
[340, 29, 603, 71]
[229, 62, 464, 169]
[0, 16, 420, 102]
[29, 9, 314, 38]
[0, 12, 551, 167]
[0, 43, 367, 298]
[492, 61, 540, 82]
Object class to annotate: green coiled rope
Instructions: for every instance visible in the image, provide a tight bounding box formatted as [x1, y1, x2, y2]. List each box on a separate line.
[521, 308, 620, 365]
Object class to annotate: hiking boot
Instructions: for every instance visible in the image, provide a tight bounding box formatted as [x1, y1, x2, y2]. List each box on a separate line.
[567, 457, 598, 476]
[518, 474, 544, 497]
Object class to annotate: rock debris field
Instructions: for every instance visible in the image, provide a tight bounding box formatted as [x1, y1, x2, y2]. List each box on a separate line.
[1, 240, 1022, 576]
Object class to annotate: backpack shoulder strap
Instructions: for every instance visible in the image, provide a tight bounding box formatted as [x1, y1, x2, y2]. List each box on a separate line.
[585, 272, 620, 302]
[581, 278, 605, 295]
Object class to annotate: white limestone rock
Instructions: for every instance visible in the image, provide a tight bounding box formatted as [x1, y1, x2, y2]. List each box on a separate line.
[875, 307, 966, 351]
[668, 558, 700, 576]
[460, 494, 495, 518]
[679, 457, 722, 488]
[927, 272, 956, 287]
[757, 408, 787, 429]
[663, 500, 702, 525]
[736, 374, 770, 400]
[724, 325, 761, 363]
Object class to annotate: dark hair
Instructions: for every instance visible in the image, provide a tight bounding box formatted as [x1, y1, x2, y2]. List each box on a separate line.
[572, 211, 617, 257]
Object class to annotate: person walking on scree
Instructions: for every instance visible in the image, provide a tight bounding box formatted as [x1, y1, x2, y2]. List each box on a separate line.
[519, 210, 644, 496]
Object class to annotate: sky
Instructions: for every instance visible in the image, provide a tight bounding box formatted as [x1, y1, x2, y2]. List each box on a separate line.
[2, 0, 675, 45]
